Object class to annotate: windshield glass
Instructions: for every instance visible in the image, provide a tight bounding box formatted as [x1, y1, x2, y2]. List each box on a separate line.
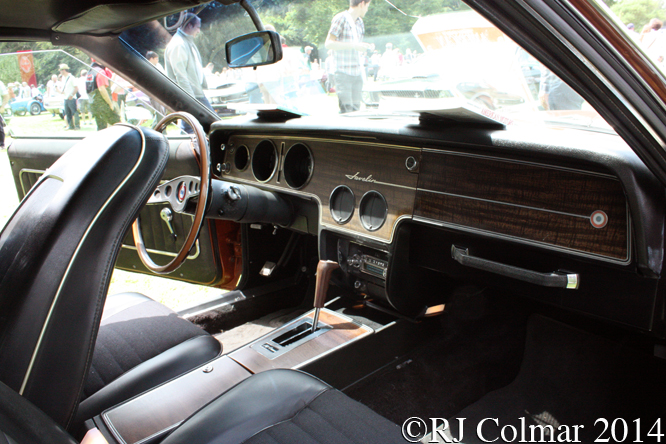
[0, 45, 168, 137]
[121, 0, 616, 133]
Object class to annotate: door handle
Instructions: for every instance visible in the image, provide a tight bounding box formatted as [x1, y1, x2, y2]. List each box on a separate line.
[451, 245, 579, 289]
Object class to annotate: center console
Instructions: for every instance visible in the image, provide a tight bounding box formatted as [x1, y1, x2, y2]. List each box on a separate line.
[93, 308, 373, 444]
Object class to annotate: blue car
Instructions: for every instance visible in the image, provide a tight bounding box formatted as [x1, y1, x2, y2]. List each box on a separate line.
[9, 95, 46, 116]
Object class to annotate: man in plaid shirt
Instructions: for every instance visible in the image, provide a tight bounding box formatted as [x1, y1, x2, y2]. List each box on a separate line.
[325, 0, 373, 113]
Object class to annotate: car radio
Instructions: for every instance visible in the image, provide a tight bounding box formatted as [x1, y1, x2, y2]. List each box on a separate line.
[347, 253, 388, 279]
[341, 241, 389, 279]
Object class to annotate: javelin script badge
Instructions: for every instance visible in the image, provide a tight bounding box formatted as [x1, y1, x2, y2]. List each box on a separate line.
[346, 172, 377, 183]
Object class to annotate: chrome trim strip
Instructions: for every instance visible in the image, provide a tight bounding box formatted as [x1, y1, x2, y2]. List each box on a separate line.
[235, 308, 373, 369]
[571, 0, 666, 120]
[20, 125, 148, 395]
[121, 239, 201, 260]
[232, 134, 421, 152]
[102, 411, 130, 444]
[294, 309, 373, 370]
[412, 213, 631, 264]
[134, 424, 182, 444]
[19, 168, 46, 196]
[321, 214, 412, 245]
[283, 142, 314, 190]
[566, 274, 579, 290]
[419, 188, 592, 220]
[234, 145, 250, 172]
[220, 176, 413, 244]
[359, 190, 389, 232]
[251, 140, 278, 183]
[329, 185, 355, 224]
[372, 180, 415, 190]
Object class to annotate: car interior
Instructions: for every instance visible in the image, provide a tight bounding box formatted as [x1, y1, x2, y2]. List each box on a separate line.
[1, 0, 666, 443]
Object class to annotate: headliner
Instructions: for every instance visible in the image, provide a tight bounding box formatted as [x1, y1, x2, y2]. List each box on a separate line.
[0, 0, 214, 36]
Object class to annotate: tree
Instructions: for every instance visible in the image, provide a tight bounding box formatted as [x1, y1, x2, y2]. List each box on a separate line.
[611, 0, 666, 31]
[257, 0, 469, 54]
[0, 42, 90, 86]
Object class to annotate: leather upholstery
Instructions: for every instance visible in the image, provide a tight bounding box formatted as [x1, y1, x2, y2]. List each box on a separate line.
[0, 368, 404, 444]
[0, 125, 169, 429]
[75, 292, 221, 424]
[0, 380, 76, 444]
[161, 369, 405, 444]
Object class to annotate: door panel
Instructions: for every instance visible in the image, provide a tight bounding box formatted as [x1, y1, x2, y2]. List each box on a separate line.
[7, 135, 240, 288]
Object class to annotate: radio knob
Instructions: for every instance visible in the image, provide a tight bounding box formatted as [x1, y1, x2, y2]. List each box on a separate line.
[347, 254, 362, 268]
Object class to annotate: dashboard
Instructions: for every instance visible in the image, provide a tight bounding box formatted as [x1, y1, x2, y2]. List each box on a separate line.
[208, 119, 665, 331]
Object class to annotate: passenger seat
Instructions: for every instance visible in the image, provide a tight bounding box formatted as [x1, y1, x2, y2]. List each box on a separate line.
[75, 292, 221, 424]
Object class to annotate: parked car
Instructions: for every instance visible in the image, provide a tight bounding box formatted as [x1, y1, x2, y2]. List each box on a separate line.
[9, 95, 46, 116]
[362, 73, 525, 110]
[2, 1, 666, 444]
[43, 94, 64, 118]
[204, 81, 250, 116]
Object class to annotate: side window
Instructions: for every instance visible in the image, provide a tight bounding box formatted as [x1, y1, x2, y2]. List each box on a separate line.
[0, 42, 165, 139]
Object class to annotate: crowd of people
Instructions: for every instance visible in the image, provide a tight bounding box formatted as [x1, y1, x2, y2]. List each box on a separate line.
[626, 18, 666, 67]
[0, 60, 147, 132]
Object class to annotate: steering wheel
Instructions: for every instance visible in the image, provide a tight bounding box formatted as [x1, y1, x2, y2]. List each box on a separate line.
[132, 112, 210, 274]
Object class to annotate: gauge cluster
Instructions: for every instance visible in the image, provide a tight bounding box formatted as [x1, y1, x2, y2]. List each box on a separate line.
[216, 134, 419, 243]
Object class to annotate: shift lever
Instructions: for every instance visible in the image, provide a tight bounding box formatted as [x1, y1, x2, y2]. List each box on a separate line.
[312, 260, 339, 333]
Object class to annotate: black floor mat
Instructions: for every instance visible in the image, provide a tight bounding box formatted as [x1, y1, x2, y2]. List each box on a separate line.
[343, 288, 532, 427]
[443, 315, 666, 443]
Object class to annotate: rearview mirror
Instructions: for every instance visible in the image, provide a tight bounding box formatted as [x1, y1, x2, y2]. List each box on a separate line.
[225, 31, 283, 68]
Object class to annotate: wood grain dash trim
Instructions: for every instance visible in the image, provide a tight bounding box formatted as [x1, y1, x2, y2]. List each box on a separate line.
[415, 151, 629, 261]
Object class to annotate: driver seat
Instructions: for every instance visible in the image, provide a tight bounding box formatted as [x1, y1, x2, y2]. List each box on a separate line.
[0, 125, 218, 431]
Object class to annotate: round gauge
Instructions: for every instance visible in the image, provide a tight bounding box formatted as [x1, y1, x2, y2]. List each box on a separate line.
[329, 186, 355, 224]
[234, 145, 249, 171]
[283, 143, 314, 189]
[359, 191, 388, 232]
[251, 140, 277, 182]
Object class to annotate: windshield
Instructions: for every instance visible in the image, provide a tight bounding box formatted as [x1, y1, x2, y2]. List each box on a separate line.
[119, 0, 630, 133]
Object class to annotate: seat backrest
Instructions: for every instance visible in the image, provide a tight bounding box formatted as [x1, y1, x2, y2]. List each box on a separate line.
[0, 380, 76, 444]
[0, 125, 168, 429]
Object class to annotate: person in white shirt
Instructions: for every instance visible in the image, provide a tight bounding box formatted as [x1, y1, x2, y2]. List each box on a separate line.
[46, 75, 59, 97]
[59, 63, 80, 130]
[78, 69, 91, 125]
[146, 51, 165, 74]
[642, 18, 665, 66]
[19, 82, 30, 98]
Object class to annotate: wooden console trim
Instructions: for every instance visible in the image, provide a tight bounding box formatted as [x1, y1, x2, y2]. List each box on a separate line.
[230, 309, 373, 374]
[102, 356, 250, 444]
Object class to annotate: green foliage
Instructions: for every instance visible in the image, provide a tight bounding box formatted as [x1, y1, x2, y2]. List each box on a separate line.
[0, 42, 90, 86]
[197, 13, 258, 71]
[257, 0, 469, 53]
[611, 0, 666, 30]
[139, 0, 472, 71]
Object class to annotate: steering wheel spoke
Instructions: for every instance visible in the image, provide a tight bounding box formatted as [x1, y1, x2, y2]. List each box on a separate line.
[148, 175, 201, 213]
[132, 112, 210, 275]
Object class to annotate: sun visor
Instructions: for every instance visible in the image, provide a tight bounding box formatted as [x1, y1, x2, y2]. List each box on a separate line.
[52, 0, 211, 35]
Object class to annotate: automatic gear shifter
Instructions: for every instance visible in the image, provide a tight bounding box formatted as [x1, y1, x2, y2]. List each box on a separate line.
[312, 260, 340, 333]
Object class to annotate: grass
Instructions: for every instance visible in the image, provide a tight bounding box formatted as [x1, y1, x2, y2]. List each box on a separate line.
[1, 115, 226, 313]
[7, 111, 98, 136]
